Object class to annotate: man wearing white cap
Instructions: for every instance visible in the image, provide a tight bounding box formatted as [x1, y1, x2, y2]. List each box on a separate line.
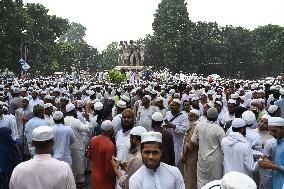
[151, 112, 175, 166]
[111, 126, 147, 189]
[88, 120, 116, 189]
[275, 89, 284, 119]
[10, 126, 76, 189]
[136, 95, 157, 131]
[164, 99, 188, 167]
[221, 118, 258, 177]
[64, 103, 93, 187]
[44, 103, 55, 126]
[52, 111, 75, 166]
[190, 107, 225, 188]
[129, 131, 185, 189]
[112, 100, 127, 136]
[259, 117, 284, 189]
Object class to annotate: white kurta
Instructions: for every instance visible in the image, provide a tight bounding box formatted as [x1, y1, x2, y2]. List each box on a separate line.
[221, 132, 258, 177]
[129, 163, 185, 189]
[164, 111, 188, 165]
[9, 154, 76, 189]
[245, 127, 263, 152]
[191, 120, 225, 189]
[112, 114, 122, 136]
[136, 106, 157, 131]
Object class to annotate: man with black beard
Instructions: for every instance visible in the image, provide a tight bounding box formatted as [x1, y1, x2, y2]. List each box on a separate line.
[129, 131, 185, 189]
[112, 126, 146, 189]
[221, 118, 258, 176]
[115, 109, 135, 189]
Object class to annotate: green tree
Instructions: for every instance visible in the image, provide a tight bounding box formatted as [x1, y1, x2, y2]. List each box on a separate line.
[152, 0, 193, 73]
[98, 42, 119, 70]
[58, 22, 86, 43]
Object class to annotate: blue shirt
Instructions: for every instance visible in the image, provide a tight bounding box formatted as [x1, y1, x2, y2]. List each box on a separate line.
[273, 138, 284, 189]
[275, 98, 284, 119]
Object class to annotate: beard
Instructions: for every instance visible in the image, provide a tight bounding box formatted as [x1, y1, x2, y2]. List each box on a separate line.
[129, 142, 137, 155]
[142, 157, 160, 171]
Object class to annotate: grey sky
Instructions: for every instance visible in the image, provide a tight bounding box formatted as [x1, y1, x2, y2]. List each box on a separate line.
[23, 0, 284, 51]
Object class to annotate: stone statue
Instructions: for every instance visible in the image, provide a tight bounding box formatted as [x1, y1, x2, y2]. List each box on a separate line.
[118, 40, 144, 66]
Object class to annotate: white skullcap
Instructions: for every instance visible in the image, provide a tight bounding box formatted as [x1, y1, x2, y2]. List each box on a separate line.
[261, 114, 271, 120]
[76, 100, 85, 108]
[280, 89, 284, 95]
[150, 90, 157, 95]
[192, 97, 199, 101]
[232, 118, 246, 128]
[130, 126, 147, 136]
[190, 109, 200, 117]
[52, 111, 64, 120]
[117, 100, 127, 109]
[206, 102, 214, 108]
[144, 95, 152, 101]
[239, 96, 245, 100]
[152, 112, 164, 122]
[207, 90, 214, 95]
[215, 101, 222, 106]
[32, 126, 53, 141]
[268, 117, 284, 127]
[44, 103, 53, 109]
[169, 89, 175, 94]
[215, 95, 221, 99]
[22, 97, 30, 102]
[173, 93, 180, 98]
[121, 95, 130, 102]
[88, 91, 95, 96]
[141, 131, 162, 143]
[230, 93, 239, 99]
[66, 103, 75, 112]
[108, 97, 115, 101]
[221, 171, 256, 189]
[101, 120, 114, 131]
[228, 99, 236, 104]
[171, 99, 182, 105]
[242, 111, 256, 125]
[94, 101, 103, 111]
[268, 105, 279, 114]
[156, 96, 164, 102]
[207, 107, 218, 119]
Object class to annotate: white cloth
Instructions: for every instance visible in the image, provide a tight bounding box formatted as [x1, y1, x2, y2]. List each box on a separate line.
[9, 154, 76, 189]
[164, 111, 188, 165]
[129, 163, 185, 189]
[0, 114, 19, 141]
[221, 132, 258, 177]
[191, 120, 225, 189]
[52, 124, 75, 166]
[45, 115, 54, 126]
[245, 127, 263, 152]
[29, 98, 44, 109]
[112, 114, 122, 136]
[136, 106, 157, 131]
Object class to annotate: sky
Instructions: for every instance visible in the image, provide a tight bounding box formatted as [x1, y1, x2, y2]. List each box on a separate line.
[23, 0, 284, 51]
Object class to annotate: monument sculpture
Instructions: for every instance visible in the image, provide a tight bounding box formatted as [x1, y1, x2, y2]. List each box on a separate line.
[118, 40, 145, 66]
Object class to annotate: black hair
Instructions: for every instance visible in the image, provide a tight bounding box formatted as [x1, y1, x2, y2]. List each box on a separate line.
[207, 117, 218, 122]
[34, 139, 53, 150]
[232, 126, 244, 133]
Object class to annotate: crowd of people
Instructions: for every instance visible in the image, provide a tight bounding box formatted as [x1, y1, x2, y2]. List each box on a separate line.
[0, 72, 284, 189]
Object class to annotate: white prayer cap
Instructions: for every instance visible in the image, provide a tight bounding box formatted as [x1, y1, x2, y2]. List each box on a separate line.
[52, 111, 64, 120]
[190, 109, 200, 117]
[232, 118, 246, 128]
[130, 126, 147, 136]
[44, 103, 53, 109]
[215, 101, 222, 107]
[66, 103, 76, 112]
[207, 107, 218, 119]
[228, 99, 236, 105]
[206, 102, 214, 108]
[268, 117, 284, 127]
[270, 86, 276, 90]
[152, 112, 164, 122]
[275, 85, 281, 91]
[156, 97, 164, 102]
[141, 131, 162, 143]
[32, 126, 53, 141]
[88, 90, 95, 96]
[261, 114, 271, 120]
[53, 88, 60, 92]
[94, 101, 103, 111]
[250, 99, 260, 105]
[280, 89, 284, 95]
[242, 111, 256, 125]
[169, 89, 175, 94]
[76, 100, 85, 108]
[20, 87, 26, 92]
[171, 99, 182, 105]
[221, 171, 257, 189]
[230, 93, 239, 99]
[143, 95, 152, 101]
[22, 97, 30, 102]
[108, 97, 115, 101]
[101, 120, 114, 131]
[117, 100, 126, 109]
[92, 99, 100, 104]
[150, 90, 157, 95]
[131, 89, 136, 94]
[215, 95, 221, 99]
[207, 90, 214, 95]
[192, 97, 199, 101]
[12, 87, 20, 94]
[173, 93, 180, 98]
[268, 105, 279, 114]
[121, 95, 130, 102]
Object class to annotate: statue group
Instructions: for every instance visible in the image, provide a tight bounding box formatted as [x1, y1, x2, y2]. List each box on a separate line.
[118, 40, 145, 66]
